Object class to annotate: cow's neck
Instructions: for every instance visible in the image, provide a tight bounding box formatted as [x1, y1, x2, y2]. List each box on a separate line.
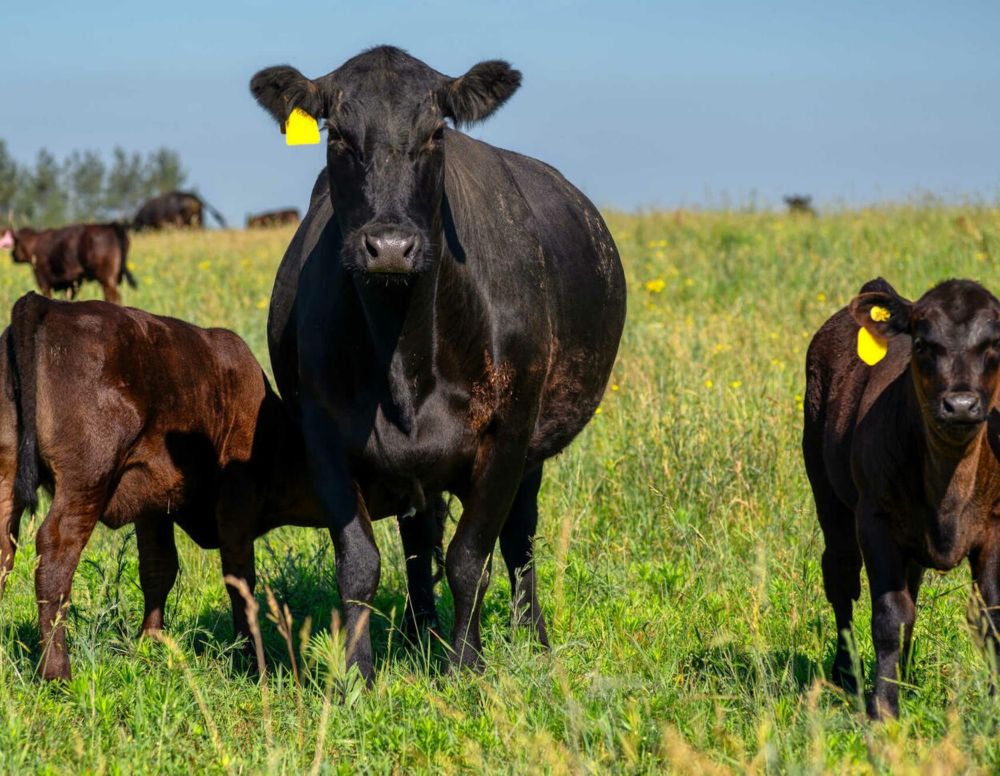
[351, 272, 436, 434]
[920, 419, 990, 515]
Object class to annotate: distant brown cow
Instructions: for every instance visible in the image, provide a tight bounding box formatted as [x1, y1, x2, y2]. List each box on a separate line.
[246, 208, 300, 229]
[1, 223, 136, 303]
[804, 277, 1000, 718]
[0, 294, 445, 680]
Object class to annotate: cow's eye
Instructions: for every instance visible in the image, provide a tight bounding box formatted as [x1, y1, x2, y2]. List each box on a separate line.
[431, 126, 444, 142]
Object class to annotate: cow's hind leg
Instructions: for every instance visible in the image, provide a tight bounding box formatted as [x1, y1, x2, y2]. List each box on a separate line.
[35, 493, 101, 680]
[0, 477, 24, 600]
[136, 517, 179, 635]
[397, 496, 447, 639]
[100, 279, 121, 305]
[499, 465, 549, 646]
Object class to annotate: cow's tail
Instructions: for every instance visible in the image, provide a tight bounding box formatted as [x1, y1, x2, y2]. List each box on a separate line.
[8, 293, 45, 513]
[112, 222, 137, 289]
[201, 199, 228, 228]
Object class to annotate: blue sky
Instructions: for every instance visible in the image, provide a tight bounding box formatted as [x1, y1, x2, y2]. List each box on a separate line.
[4, 1, 998, 223]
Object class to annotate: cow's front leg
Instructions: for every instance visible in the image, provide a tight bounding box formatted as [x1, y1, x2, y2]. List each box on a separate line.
[302, 408, 381, 685]
[970, 538, 1000, 671]
[447, 439, 530, 671]
[859, 504, 915, 719]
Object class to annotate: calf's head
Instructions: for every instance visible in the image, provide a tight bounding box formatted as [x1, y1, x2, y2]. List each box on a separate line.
[251, 46, 521, 277]
[851, 279, 1000, 446]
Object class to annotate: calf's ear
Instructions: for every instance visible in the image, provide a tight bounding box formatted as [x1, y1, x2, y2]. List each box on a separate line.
[250, 65, 326, 124]
[849, 282, 912, 338]
[441, 60, 522, 126]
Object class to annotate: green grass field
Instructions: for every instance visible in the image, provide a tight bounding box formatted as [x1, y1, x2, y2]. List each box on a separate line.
[1, 206, 999, 773]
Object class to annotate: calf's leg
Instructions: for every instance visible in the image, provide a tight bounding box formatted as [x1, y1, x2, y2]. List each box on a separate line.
[804, 443, 862, 692]
[0, 478, 23, 599]
[35, 494, 101, 680]
[136, 517, 179, 635]
[100, 279, 121, 305]
[970, 541, 1000, 669]
[860, 508, 915, 719]
[498, 465, 549, 646]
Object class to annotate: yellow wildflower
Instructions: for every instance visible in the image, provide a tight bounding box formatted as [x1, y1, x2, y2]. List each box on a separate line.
[816, 292, 826, 303]
[644, 279, 666, 294]
[730, 380, 742, 389]
[198, 260, 211, 270]
[610, 384, 620, 392]
[704, 379, 714, 389]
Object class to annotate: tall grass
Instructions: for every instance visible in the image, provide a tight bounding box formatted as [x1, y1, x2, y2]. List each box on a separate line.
[0, 207, 998, 772]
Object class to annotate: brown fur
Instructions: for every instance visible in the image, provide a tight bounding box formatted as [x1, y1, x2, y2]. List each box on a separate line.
[5, 223, 134, 303]
[246, 208, 300, 229]
[804, 277, 1000, 718]
[0, 293, 321, 680]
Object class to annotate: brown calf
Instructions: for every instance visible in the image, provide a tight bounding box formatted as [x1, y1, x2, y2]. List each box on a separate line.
[246, 208, 300, 229]
[0, 294, 443, 680]
[1, 223, 136, 303]
[804, 277, 1000, 718]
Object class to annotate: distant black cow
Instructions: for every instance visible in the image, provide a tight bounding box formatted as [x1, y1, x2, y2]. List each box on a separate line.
[804, 277, 1000, 718]
[784, 195, 816, 216]
[132, 191, 227, 230]
[1, 223, 136, 303]
[247, 208, 300, 229]
[250, 46, 626, 682]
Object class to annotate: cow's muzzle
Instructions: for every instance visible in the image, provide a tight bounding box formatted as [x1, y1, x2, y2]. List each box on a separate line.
[360, 226, 422, 275]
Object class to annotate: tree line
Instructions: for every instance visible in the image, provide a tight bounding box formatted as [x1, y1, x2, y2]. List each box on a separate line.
[0, 140, 188, 228]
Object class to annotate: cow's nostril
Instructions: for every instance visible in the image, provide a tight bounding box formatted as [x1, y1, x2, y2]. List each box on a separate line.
[402, 237, 416, 258]
[363, 234, 380, 259]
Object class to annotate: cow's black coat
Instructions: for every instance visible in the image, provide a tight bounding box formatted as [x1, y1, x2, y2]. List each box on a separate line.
[251, 46, 626, 680]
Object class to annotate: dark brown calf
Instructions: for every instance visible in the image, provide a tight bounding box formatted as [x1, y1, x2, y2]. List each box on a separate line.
[804, 277, 1000, 718]
[246, 208, 300, 229]
[0, 294, 443, 680]
[1, 223, 136, 303]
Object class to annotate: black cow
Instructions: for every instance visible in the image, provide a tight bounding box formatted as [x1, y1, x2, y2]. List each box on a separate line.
[132, 191, 227, 230]
[250, 46, 626, 681]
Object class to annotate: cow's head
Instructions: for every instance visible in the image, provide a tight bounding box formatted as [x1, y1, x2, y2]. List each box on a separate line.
[251, 46, 521, 277]
[851, 279, 1000, 446]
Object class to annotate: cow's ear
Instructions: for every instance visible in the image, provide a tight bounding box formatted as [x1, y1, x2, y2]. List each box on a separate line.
[849, 281, 912, 339]
[250, 65, 326, 125]
[441, 60, 521, 127]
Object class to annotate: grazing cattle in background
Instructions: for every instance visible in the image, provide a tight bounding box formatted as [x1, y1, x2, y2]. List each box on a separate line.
[1, 223, 136, 303]
[247, 208, 301, 229]
[804, 277, 1000, 718]
[0, 293, 448, 680]
[251, 45, 627, 682]
[784, 194, 816, 216]
[132, 191, 228, 230]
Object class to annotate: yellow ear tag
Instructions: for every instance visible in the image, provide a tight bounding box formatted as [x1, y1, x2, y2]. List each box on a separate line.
[284, 108, 320, 146]
[857, 327, 887, 366]
[870, 305, 891, 322]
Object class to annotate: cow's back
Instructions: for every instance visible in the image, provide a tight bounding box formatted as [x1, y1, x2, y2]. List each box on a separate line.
[804, 303, 912, 507]
[26, 299, 267, 528]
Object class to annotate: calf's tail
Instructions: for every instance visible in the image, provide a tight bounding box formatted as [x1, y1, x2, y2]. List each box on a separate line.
[112, 222, 137, 289]
[8, 293, 44, 513]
